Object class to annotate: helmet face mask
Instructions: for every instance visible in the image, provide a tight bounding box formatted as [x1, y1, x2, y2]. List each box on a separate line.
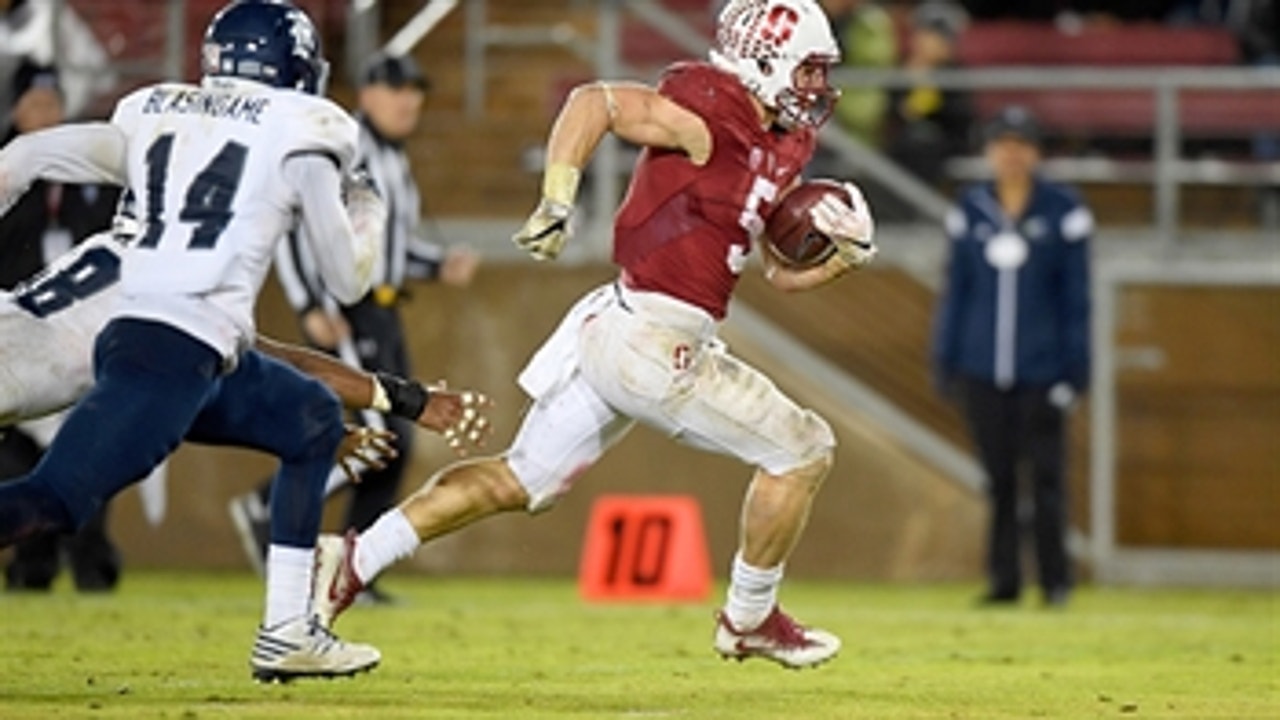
[202, 0, 329, 95]
[709, 0, 841, 129]
[776, 55, 840, 129]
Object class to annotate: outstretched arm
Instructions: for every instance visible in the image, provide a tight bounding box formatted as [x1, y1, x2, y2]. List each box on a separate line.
[255, 336, 492, 454]
[256, 336, 374, 408]
[0, 123, 127, 216]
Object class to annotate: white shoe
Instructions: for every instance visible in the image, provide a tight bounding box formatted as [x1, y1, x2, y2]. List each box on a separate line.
[312, 530, 365, 630]
[713, 606, 841, 669]
[250, 614, 380, 682]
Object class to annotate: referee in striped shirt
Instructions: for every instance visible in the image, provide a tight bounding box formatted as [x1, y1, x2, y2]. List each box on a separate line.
[229, 53, 479, 602]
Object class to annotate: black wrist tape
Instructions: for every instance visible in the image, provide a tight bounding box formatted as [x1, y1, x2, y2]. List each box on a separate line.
[375, 372, 430, 420]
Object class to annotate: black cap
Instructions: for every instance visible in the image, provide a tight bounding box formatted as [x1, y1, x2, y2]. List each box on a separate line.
[913, 1, 967, 41]
[984, 105, 1041, 146]
[360, 52, 430, 91]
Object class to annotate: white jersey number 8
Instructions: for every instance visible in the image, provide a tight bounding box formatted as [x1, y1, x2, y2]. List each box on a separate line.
[14, 245, 120, 319]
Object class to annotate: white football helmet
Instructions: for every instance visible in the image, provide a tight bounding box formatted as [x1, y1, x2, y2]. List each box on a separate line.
[709, 0, 841, 128]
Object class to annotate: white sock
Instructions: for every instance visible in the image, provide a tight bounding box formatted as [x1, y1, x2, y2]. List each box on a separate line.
[724, 552, 783, 631]
[353, 508, 421, 583]
[264, 544, 313, 628]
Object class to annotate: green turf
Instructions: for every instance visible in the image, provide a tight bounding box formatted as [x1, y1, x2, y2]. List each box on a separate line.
[0, 573, 1274, 719]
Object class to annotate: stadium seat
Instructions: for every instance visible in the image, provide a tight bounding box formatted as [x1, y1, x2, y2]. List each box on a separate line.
[970, 89, 1280, 140]
[956, 21, 1240, 67]
[70, 0, 342, 83]
[954, 21, 1271, 143]
[620, 2, 716, 70]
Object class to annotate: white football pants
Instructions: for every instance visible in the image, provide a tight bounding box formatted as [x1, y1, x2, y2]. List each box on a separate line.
[507, 281, 835, 511]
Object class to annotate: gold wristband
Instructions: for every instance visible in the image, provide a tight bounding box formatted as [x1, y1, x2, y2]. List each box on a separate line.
[369, 375, 392, 412]
[542, 163, 581, 207]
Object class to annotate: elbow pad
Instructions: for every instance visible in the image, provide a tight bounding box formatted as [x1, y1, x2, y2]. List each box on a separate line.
[0, 135, 37, 217]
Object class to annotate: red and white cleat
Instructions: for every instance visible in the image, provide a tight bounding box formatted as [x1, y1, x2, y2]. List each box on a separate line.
[312, 529, 365, 630]
[713, 606, 841, 669]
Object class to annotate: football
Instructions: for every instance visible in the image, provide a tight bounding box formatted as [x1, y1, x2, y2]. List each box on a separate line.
[764, 179, 848, 268]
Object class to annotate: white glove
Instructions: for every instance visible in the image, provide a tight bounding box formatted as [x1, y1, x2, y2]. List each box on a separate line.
[809, 182, 877, 271]
[513, 163, 581, 262]
[439, 389, 494, 456]
[511, 198, 573, 261]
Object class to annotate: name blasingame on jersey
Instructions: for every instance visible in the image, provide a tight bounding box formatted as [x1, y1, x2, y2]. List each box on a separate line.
[141, 87, 269, 125]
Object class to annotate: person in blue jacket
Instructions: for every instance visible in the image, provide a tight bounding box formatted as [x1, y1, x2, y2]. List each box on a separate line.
[932, 105, 1092, 607]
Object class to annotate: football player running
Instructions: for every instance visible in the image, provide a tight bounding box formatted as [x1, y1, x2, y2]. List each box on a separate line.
[313, 0, 875, 670]
[0, 0, 419, 681]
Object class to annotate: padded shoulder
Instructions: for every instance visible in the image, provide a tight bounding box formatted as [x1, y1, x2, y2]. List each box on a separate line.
[276, 94, 359, 172]
[657, 62, 756, 130]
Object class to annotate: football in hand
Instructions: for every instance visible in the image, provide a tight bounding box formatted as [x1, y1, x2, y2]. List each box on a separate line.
[764, 179, 849, 268]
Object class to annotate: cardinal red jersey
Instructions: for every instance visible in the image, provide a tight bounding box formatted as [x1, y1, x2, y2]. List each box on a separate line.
[613, 62, 816, 319]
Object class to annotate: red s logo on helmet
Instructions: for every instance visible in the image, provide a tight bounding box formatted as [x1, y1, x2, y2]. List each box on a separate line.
[760, 5, 800, 48]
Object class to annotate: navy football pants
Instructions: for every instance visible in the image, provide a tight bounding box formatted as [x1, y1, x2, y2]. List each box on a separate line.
[0, 318, 344, 549]
[958, 377, 1070, 598]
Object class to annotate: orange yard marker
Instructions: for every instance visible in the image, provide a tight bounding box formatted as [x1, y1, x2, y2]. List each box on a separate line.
[579, 495, 711, 602]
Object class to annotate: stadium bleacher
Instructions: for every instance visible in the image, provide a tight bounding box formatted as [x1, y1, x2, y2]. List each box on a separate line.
[955, 21, 1279, 144]
[69, 0, 347, 83]
[956, 20, 1240, 66]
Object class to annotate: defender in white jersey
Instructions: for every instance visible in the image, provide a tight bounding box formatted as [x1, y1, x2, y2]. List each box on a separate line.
[0, 232, 120, 427]
[0, 230, 491, 452]
[0, 0, 385, 681]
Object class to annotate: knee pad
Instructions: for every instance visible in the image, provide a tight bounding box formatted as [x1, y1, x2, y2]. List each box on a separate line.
[796, 446, 836, 483]
[503, 373, 629, 514]
[504, 449, 580, 514]
[761, 410, 836, 479]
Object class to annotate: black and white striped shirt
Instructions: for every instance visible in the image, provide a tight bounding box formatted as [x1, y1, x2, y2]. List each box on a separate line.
[276, 114, 443, 312]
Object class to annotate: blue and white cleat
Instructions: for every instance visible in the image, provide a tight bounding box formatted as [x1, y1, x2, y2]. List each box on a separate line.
[250, 614, 379, 683]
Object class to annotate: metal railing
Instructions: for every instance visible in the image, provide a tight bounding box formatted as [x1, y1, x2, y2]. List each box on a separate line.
[1090, 261, 1280, 587]
[464, 2, 1280, 244]
[462, 0, 626, 250]
[829, 66, 1280, 242]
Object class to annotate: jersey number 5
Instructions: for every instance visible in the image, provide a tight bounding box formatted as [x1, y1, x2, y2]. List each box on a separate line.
[730, 175, 779, 274]
[138, 133, 248, 249]
[738, 175, 778, 238]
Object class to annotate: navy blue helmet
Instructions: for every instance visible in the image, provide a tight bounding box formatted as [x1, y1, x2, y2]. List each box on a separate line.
[201, 0, 329, 95]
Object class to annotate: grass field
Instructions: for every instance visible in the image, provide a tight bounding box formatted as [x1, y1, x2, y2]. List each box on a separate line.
[0, 572, 1274, 719]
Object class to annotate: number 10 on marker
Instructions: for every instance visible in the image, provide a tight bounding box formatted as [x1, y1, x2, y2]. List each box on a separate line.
[578, 495, 711, 602]
[604, 513, 672, 588]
